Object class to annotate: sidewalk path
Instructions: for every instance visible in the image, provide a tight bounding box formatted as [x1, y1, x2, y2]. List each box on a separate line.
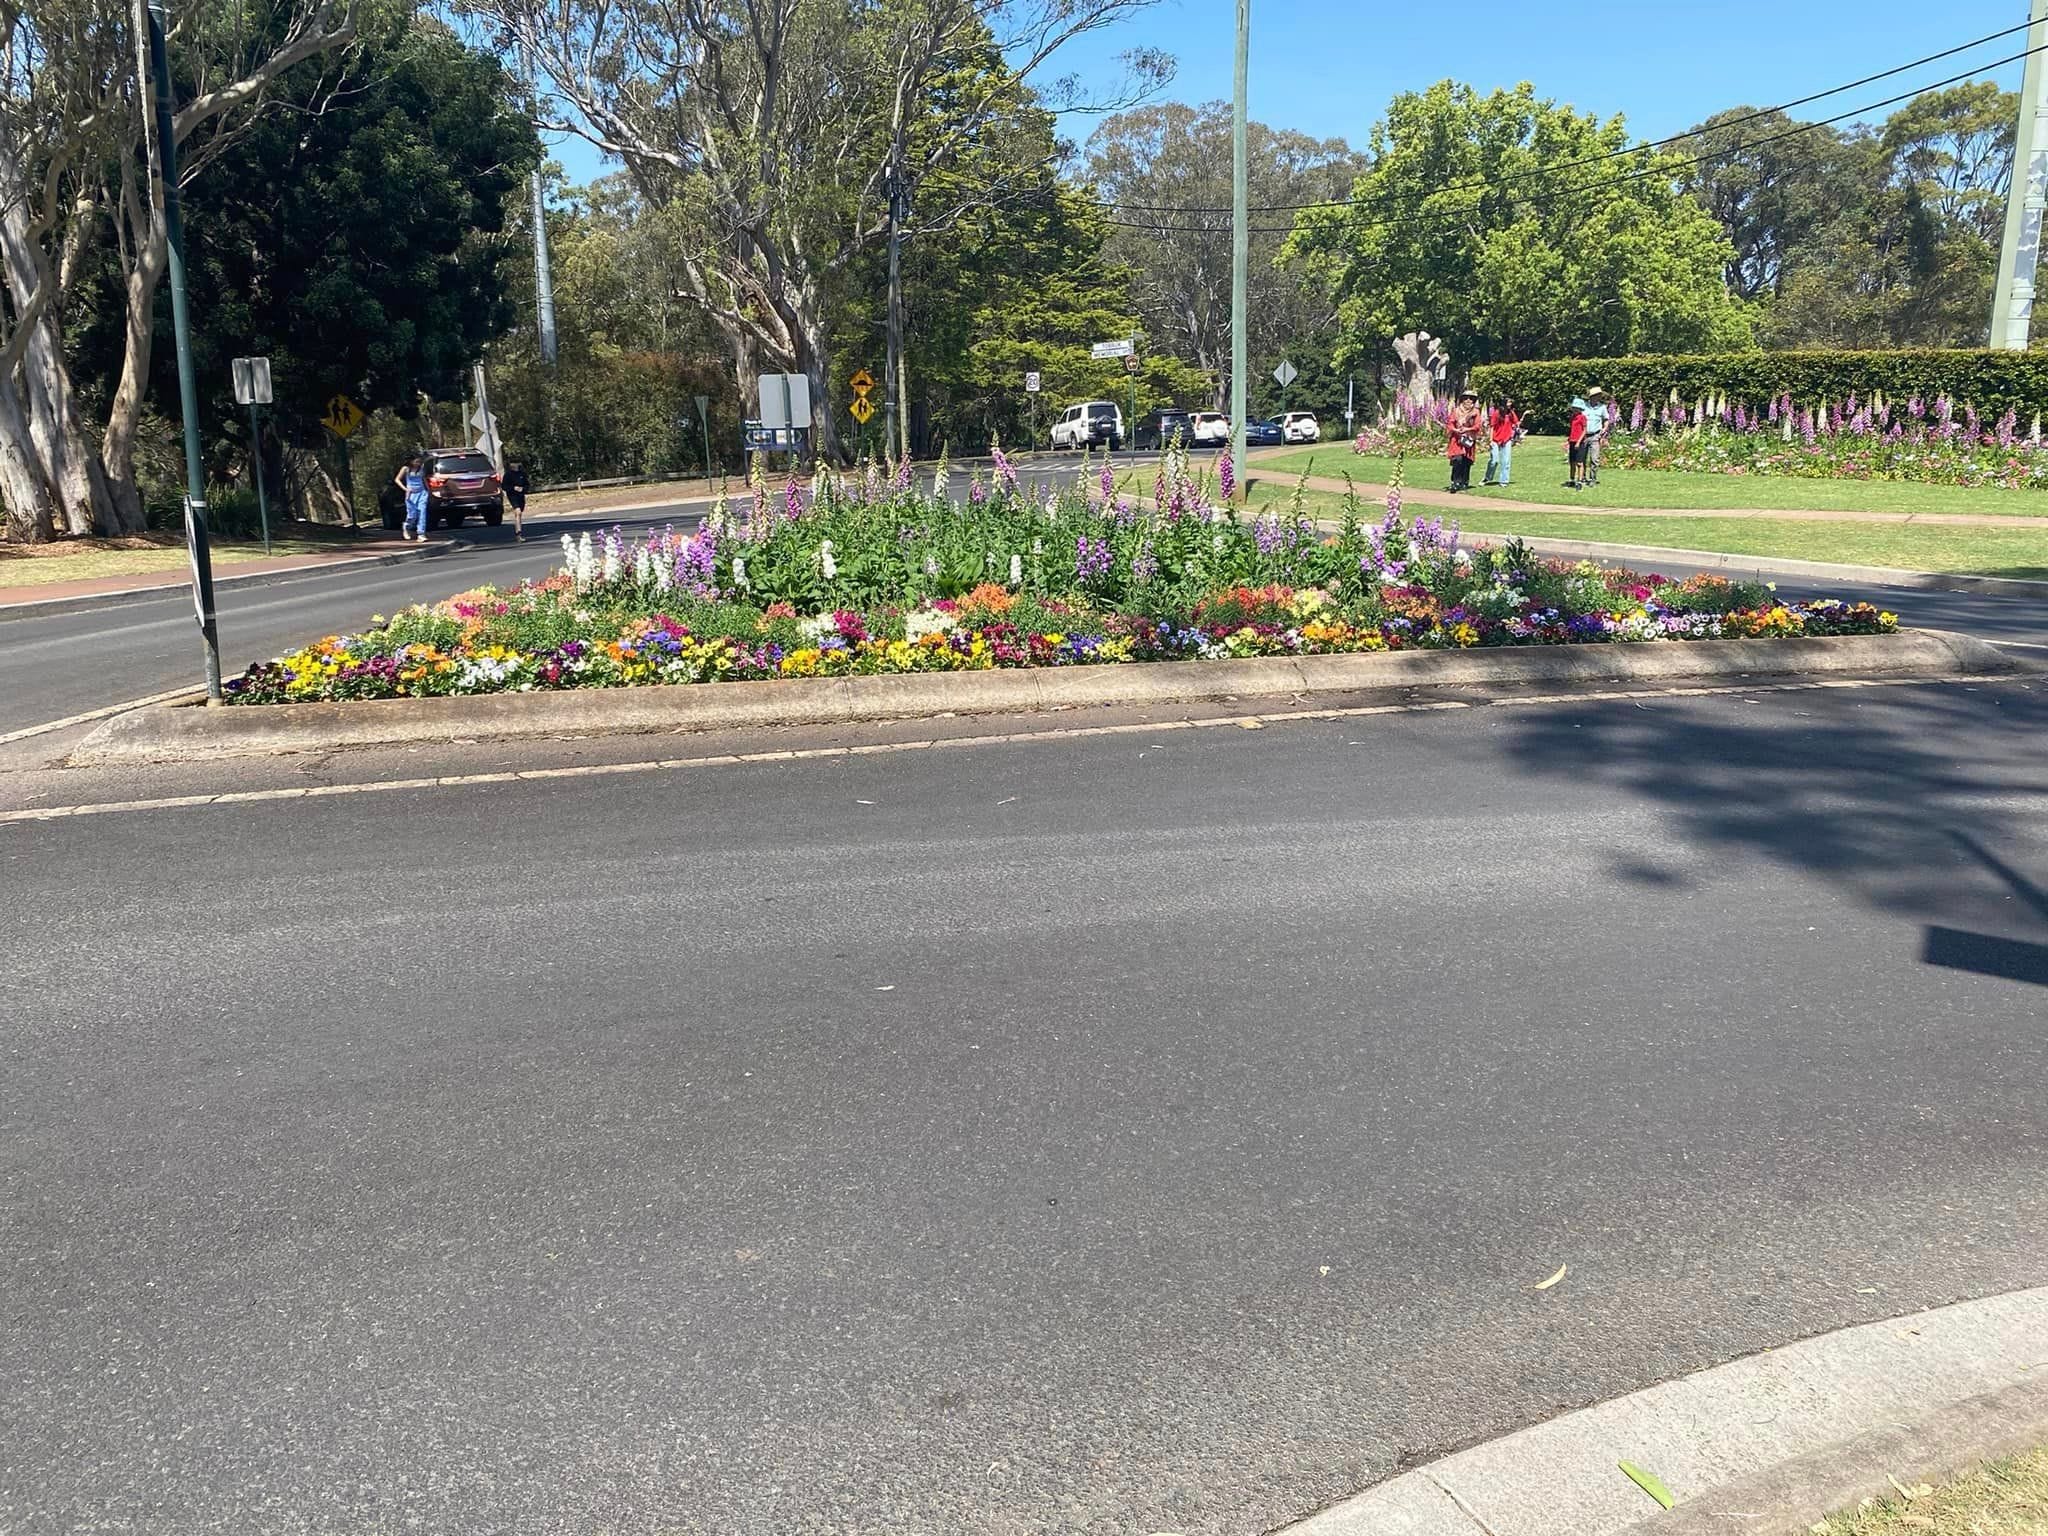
[1244, 453, 2048, 528]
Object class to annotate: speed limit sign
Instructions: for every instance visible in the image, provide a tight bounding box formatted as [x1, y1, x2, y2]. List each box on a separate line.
[1024, 370, 1041, 394]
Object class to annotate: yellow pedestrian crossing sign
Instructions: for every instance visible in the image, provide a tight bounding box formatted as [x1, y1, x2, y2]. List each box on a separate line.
[322, 393, 365, 438]
[849, 395, 876, 424]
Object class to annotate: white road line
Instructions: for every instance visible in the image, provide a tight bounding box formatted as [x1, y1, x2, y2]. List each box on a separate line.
[0, 673, 2003, 827]
[0, 684, 208, 747]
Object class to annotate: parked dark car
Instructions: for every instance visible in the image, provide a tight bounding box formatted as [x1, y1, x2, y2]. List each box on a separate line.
[1133, 409, 1194, 450]
[1246, 418, 1286, 446]
[423, 448, 503, 528]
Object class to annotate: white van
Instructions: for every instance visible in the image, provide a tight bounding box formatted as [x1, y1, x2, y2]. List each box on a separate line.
[1051, 400, 1124, 450]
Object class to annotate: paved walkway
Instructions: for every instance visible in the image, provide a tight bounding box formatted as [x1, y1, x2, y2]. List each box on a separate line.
[1243, 452, 2048, 528]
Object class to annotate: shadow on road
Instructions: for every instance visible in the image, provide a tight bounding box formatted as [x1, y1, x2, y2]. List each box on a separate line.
[1500, 681, 2048, 985]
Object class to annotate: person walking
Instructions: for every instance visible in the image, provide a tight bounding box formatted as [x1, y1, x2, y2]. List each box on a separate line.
[1483, 397, 1520, 486]
[395, 454, 429, 542]
[1582, 386, 1611, 486]
[1565, 400, 1590, 489]
[1446, 390, 1484, 493]
[503, 458, 530, 541]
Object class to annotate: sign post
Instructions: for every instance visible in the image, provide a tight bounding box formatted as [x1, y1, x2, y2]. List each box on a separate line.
[757, 372, 813, 467]
[1273, 358, 1298, 415]
[849, 368, 877, 457]
[1024, 369, 1040, 447]
[695, 394, 713, 479]
[1345, 373, 1355, 433]
[1093, 339, 1137, 460]
[232, 357, 274, 555]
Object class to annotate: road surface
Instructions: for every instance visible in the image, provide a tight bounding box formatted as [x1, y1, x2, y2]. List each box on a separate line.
[4, 680, 2044, 1534]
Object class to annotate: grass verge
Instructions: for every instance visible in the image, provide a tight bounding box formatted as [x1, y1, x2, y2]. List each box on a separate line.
[1233, 481, 2048, 577]
[1811, 1445, 2048, 1535]
[1254, 438, 2048, 519]
[0, 536, 358, 588]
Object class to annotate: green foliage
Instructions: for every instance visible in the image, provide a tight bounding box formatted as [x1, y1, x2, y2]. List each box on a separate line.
[1471, 349, 2048, 429]
[1283, 81, 1752, 371]
[74, 3, 539, 462]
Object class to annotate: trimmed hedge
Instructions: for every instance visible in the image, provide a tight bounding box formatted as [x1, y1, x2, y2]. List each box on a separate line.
[1470, 350, 2048, 431]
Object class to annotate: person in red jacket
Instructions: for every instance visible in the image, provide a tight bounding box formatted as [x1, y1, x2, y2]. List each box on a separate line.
[1445, 390, 1484, 493]
[1565, 402, 1590, 489]
[1484, 397, 1520, 486]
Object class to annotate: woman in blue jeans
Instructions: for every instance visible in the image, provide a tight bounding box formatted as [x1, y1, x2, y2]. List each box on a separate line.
[394, 455, 429, 541]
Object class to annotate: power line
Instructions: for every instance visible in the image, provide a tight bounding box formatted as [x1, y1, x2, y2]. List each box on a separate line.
[1101, 38, 2048, 239]
[1104, 20, 2038, 220]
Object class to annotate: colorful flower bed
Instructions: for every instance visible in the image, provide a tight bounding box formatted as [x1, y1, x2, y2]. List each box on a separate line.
[226, 451, 1898, 704]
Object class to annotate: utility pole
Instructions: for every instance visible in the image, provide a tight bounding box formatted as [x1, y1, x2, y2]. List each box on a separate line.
[1994, 0, 2048, 346]
[145, 0, 221, 701]
[526, 48, 559, 366]
[885, 155, 909, 463]
[1229, 0, 1250, 486]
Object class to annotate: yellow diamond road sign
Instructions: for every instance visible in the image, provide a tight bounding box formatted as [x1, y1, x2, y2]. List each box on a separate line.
[850, 368, 876, 397]
[322, 393, 365, 439]
[849, 395, 876, 424]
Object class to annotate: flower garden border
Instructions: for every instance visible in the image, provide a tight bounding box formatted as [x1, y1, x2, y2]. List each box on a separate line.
[70, 628, 2018, 765]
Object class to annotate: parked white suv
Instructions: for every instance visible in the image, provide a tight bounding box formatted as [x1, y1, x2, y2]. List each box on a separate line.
[1052, 400, 1124, 450]
[1280, 411, 1321, 443]
[1190, 411, 1231, 446]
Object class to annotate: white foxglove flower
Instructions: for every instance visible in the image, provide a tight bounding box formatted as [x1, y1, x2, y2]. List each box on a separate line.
[1009, 554, 1023, 585]
[732, 557, 749, 590]
[820, 539, 838, 580]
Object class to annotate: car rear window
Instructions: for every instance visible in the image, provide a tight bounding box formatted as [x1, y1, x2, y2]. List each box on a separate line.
[432, 453, 495, 475]
[1089, 404, 1117, 420]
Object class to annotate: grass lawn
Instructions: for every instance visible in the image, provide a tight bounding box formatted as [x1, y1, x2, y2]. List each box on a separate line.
[0, 535, 350, 588]
[1253, 437, 2048, 519]
[1232, 479, 2048, 578]
[1811, 1445, 2048, 1535]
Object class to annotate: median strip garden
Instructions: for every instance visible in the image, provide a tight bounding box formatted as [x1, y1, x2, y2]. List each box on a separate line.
[225, 452, 1899, 705]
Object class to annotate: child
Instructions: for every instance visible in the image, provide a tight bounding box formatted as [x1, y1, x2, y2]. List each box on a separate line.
[395, 454, 429, 540]
[1566, 403, 1589, 490]
[1484, 397, 1520, 486]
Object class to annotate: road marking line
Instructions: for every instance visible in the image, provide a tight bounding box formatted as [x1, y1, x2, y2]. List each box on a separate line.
[0, 684, 207, 747]
[0, 672, 2011, 826]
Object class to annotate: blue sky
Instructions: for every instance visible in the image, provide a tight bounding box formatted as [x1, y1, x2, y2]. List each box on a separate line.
[549, 0, 2028, 187]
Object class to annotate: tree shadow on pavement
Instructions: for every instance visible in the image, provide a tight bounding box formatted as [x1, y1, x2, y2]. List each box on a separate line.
[1498, 681, 2048, 985]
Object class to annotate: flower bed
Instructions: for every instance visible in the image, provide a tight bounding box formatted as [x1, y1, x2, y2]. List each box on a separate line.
[226, 452, 1898, 704]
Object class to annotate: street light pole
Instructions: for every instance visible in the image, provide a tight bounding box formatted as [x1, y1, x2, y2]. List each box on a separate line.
[145, 0, 221, 701]
[1229, 0, 1250, 490]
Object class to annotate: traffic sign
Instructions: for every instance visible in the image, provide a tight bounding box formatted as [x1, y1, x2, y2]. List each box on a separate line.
[850, 367, 876, 397]
[1091, 338, 1135, 360]
[1273, 359, 1299, 388]
[232, 357, 272, 406]
[1024, 371, 1041, 394]
[849, 395, 875, 424]
[321, 393, 364, 438]
[1124, 355, 1140, 375]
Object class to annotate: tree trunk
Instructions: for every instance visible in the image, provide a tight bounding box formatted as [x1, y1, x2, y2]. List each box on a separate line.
[21, 323, 116, 535]
[0, 382, 58, 543]
[100, 232, 170, 535]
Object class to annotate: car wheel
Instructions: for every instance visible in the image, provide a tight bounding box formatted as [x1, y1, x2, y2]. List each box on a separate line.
[380, 504, 402, 531]
[483, 508, 503, 527]
[440, 509, 464, 528]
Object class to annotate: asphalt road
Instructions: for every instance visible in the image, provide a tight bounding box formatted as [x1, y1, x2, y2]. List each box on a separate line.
[4, 681, 2045, 1534]
[1, 449, 2042, 739]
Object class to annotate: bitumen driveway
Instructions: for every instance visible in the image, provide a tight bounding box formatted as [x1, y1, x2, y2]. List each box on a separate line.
[3, 679, 2044, 1534]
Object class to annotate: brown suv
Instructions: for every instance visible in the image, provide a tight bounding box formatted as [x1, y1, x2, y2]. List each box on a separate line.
[424, 449, 504, 528]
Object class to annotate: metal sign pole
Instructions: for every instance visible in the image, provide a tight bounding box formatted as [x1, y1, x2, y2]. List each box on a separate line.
[249, 403, 271, 555]
[147, 0, 220, 701]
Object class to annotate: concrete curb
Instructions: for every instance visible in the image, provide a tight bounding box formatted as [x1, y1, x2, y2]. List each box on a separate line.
[1281, 1286, 2048, 1536]
[68, 629, 2016, 765]
[1501, 535, 2048, 599]
[0, 538, 465, 623]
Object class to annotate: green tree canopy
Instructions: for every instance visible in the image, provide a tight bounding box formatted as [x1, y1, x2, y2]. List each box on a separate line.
[1282, 80, 1752, 373]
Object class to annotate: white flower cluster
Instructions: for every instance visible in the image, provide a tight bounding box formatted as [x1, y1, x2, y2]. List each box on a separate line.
[903, 608, 957, 643]
[562, 531, 600, 590]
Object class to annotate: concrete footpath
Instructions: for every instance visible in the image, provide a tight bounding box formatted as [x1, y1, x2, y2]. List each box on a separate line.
[1287, 1286, 2048, 1536]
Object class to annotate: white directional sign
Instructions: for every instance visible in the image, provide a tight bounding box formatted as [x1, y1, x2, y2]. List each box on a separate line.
[1273, 359, 1299, 388]
[1024, 370, 1041, 393]
[758, 372, 814, 430]
[231, 357, 272, 406]
[1090, 338, 1135, 360]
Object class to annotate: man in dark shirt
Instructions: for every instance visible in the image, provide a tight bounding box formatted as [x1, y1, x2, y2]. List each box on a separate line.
[503, 459, 531, 541]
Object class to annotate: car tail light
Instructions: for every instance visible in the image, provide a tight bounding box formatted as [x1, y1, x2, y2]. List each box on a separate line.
[427, 474, 448, 489]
